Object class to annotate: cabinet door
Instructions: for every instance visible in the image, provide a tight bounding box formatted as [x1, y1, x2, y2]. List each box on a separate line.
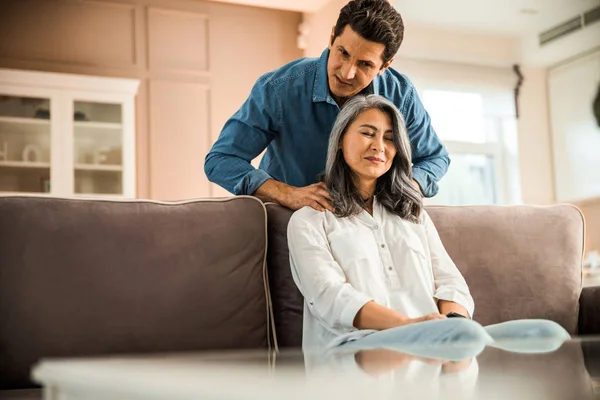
[72, 100, 127, 196]
[0, 92, 54, 194]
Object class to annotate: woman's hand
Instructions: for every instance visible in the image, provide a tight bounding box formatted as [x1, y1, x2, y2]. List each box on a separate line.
[408, 313, 447, 324]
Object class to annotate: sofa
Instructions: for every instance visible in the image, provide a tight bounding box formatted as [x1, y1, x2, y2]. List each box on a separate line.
[0, 195, 598, 398]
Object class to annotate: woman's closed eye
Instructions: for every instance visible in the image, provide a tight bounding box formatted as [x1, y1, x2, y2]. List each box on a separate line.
[361, 132, 394, 142]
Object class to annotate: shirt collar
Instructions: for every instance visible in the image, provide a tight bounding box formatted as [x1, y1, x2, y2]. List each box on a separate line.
[355, 196, 383, 227]
[312, 48, 331, 103]
[312, 48, 382, 104]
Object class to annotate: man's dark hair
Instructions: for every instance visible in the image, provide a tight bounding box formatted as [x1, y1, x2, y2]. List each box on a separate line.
[332, 0, 404, 65]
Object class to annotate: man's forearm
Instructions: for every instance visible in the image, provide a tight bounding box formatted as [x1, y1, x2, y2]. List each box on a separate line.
[438, 300, 470, 318]
[253, 179, 291, 204]
[412, 154, 450, 198]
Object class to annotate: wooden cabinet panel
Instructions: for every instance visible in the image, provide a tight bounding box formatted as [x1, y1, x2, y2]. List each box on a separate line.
[147, 8, 209, 73]
[149, 80, 210, 200]
[0, 0, 136, 67]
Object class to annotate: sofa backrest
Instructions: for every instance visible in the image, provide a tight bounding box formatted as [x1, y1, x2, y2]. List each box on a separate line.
[266, 204, 585, 347]
[0, 196, 270, 390]
[265, 204, 302, 348]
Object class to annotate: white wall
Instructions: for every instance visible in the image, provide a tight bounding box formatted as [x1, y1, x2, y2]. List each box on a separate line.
[522, 23, 600, 68]
[515, 67, 556, 204]
[548, 50, 600, 203]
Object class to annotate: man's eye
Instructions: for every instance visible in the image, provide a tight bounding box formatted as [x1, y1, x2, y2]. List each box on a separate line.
[360, 62, 372, 69]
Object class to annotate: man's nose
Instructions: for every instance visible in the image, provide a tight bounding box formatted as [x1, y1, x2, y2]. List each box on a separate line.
[341, 63, 357, 81]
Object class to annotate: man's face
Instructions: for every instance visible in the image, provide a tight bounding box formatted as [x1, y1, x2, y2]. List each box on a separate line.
[327, 25, 393, 102]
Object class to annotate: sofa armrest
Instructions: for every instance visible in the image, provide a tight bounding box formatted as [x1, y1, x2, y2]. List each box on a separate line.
[579, 286, 600, 335]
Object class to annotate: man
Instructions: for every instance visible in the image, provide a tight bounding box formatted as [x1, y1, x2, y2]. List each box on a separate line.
[205, 0, 449, 212]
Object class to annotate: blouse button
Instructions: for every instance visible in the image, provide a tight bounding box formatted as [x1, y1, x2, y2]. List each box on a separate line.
[380, 244, 385, 248]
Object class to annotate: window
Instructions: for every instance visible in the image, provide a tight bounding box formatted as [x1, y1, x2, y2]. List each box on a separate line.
[421, 89, 521, 206]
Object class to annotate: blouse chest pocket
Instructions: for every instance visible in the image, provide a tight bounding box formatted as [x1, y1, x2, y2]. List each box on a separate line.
[327, 228, 377, 269]
[398, 225, 429, 261]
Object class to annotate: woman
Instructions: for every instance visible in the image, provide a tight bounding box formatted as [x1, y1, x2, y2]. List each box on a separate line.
[287, 94, 569, 360]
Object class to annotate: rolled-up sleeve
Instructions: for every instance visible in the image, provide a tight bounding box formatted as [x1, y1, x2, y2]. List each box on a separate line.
[422, 211, 475, 317]
[287, 215, 373, 331]
[402, 85, 450, 198]
[204, 74, 278, 195]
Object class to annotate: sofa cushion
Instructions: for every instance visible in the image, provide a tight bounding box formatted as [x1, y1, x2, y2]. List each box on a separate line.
[266, 204, 584, 347]
[426, 205, 583, 333]
[265, 204, 303, 348]
[579, 286, 600, 335]
[0, 196, 270, 390]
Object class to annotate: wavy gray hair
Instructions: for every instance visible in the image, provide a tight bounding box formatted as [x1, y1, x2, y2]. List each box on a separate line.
[324, 94, 423, 223]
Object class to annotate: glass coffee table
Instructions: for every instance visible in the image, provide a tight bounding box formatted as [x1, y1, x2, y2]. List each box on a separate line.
[31, 337, 600, 400]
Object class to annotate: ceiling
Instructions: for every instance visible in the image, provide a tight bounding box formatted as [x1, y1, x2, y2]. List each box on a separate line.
[208, 0, 599, 37]
[393, 0, 600, 36]
[207, 0, 328, 12]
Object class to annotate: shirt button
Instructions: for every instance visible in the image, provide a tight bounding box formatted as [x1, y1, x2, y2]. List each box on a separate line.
[388, 266, 392, 271]
[374, 225, 378, 229]
[381, 244, 385, 248]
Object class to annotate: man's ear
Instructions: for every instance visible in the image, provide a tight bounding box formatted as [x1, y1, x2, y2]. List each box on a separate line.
[329, 26, 336, 48]
[378, 57, 395, 75]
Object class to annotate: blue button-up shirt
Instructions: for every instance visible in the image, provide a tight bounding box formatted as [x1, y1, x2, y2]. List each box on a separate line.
[205, 49, 449, 198]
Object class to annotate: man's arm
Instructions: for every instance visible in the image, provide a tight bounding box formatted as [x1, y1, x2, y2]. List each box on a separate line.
[254, 180, 333, 212]
[204, 75, 278, 196]
[205, 76, 334, 212]
[402, 85, 450, 198]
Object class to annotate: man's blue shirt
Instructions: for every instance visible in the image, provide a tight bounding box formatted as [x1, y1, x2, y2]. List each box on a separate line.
[205, 48, 449, 198]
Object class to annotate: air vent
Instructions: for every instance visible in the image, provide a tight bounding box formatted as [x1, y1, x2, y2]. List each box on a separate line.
[539, 16, 582, 45]
[583, 5, 600, 26]
[539, 5, 600, 46]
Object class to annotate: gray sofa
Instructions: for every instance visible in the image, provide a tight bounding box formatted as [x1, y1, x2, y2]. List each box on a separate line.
[0, 196, 598, 398]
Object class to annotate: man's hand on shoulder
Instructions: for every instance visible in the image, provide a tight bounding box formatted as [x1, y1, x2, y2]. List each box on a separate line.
[254, 180, 334, 212]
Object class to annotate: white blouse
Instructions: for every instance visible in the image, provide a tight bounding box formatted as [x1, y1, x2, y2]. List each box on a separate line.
[287, 198, 475, 350]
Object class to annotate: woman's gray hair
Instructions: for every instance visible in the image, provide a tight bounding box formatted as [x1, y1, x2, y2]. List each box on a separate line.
[324, 94, 423, 223]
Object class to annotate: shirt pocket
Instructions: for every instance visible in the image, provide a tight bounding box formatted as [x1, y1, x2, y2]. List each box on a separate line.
[399, 224, 435, 288]
[401, 225, 429, 261]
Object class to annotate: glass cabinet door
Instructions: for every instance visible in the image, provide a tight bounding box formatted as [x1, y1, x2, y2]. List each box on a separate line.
[73, 101, 123, 195]
[0, 95, 52, 193]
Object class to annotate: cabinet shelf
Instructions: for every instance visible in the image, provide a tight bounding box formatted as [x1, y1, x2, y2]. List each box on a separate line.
[0, 118, 122, 130]
[0, 116, 50, 126]
[74, 121, 122, 130]
[0, 161, 50, 169]
[75, 164, 122, 172]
